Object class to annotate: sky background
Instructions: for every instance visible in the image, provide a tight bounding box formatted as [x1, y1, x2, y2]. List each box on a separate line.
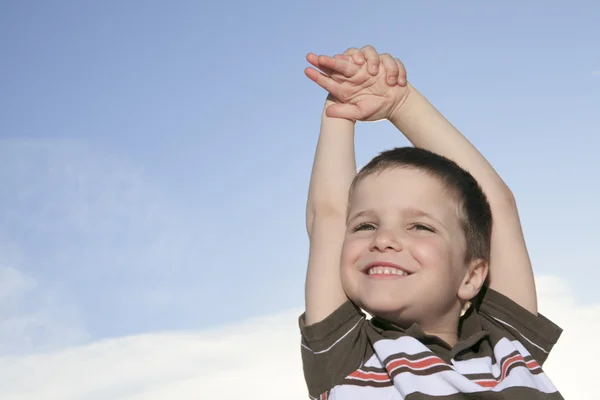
[0, 0, 599, 398]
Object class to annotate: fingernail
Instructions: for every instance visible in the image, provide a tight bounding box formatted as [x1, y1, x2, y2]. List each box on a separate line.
[371, 64, 378, 73]
[388, 77, 396, 85]
[398, 79, 406, 86]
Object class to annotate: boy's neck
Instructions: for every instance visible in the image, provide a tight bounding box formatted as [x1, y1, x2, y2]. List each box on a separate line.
[423, 329, 459, 348]
[420, 313, 462, 347]
[374, 311, 462, 347]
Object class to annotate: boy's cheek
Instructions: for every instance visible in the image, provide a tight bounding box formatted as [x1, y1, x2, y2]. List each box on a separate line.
[340, 237, 368, 265]
[410, 239, 450, 268]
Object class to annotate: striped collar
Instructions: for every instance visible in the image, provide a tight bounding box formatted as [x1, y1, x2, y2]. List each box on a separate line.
[369, 306, 490, 361]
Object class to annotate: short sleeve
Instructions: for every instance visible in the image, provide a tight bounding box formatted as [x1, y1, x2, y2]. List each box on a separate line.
[478, 288, 562, 365]
[299, 301, 370, 398]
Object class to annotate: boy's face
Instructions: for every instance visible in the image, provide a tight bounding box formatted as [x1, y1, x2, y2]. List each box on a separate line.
[341, 167, 471, 329]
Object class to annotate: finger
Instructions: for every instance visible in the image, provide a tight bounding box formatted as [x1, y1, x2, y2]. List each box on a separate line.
[333, 54, 352, 61]
[380, 53, 399, 86]
[306, 53, 325, 69]
[395, 58, 408, 86]
[361, 45, 380, 75]
[343, 47, 365, 65]
[306, 53, 320, 68]
[317, 55, 359, 78]
[304, 67, 334, 90]
[304, 67, 346, 99]
[325, 103, 360, 121]
[306, 53, 336, 76]
[307, 53, 358, 78]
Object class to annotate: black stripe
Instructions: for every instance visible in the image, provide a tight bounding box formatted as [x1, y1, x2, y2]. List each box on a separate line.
[463, 359, 542, 382]
[358, 365, 388, 373]
[390, 364, 454, 378]
[341, 378, 393, 388]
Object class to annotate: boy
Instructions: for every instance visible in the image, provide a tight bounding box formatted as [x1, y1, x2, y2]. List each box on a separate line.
[300, 45, 563, 399]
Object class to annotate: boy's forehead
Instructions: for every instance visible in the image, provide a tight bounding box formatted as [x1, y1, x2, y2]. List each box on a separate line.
[349, 169, 461, 219]
[352, 168, 446, 200]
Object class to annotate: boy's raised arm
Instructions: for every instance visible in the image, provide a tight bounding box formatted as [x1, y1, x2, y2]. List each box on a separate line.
[303, 67, 355, 325]
[303, 51, 405, 324]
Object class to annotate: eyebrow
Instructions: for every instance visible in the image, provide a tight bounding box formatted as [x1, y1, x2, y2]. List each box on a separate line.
[403, 208, 434, 219]
[402, 208, 449, 231]
[347, 209, 375, 224]
[347, 207, 449, 230]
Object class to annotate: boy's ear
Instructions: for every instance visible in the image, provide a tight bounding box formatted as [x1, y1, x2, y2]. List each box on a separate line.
[458, 258, 488, 301]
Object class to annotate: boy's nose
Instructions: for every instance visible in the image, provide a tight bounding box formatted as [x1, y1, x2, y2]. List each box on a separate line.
[370, 229, 403, 252]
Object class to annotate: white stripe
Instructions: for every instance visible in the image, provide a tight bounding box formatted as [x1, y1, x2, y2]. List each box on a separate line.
[374, 336, 539, 376]
[346, 336, 558, 397]
[346, 375, 389, 383]
[331, 365, 557, 398]
[373, 335, 433, 357]
[489, 316, 549, 354]
[451, 355, 495, 375]
[359, 352, 447, 373]
[362, 353, 383, 368]
[393, 365, 557, 396]
[330, 383, 399, 400]
[388, 355, 447, 373]
[301, 317, 364, 355]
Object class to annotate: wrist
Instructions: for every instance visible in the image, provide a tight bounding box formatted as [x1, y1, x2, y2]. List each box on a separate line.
[324, 95, 337, 109]
[388, 83, 415, 126]
[322, 95, 356, 124]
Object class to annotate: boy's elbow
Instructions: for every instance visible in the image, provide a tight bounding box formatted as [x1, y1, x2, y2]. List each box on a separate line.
[306, 203, 347, 235]
[487, 182, 517, 212]
[306, 208, 347, 238]
[497, 183, 517, 210]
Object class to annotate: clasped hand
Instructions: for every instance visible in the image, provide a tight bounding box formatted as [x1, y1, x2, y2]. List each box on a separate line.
[305, 45, 410, 122]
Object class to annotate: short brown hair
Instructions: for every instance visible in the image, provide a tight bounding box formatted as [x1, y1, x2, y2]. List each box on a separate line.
[349, 147, 492, 263]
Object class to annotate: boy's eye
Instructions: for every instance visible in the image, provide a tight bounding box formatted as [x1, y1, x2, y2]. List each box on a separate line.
[353, 222, 376, 232]
[411, 223, 435, 232]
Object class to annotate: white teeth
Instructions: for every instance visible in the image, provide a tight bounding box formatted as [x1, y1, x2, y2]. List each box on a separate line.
[367, 266, 407, 276]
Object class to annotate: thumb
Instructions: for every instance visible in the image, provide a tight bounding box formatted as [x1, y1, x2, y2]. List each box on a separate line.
[325, 103, 360, 121]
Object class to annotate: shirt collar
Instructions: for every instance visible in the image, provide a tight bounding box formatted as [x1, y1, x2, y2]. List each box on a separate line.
[370, 306, 489, 354]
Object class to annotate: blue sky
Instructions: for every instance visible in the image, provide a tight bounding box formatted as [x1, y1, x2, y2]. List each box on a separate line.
[1, 0, 599, 381]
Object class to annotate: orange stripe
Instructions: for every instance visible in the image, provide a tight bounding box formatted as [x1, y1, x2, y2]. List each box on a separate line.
[501, 354, 523, 378]
[387, 355, 446, 371]
[474, 354, 542, 387]
[350, 353, 542, 387]
[348, 355, 447, 382]
[348, 370, 390, 382]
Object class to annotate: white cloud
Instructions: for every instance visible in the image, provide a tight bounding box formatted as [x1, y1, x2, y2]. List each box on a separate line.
[0, 275, 596, 400]
[0, 256, 87, 355]
[0, 308, 305, 400]
[536, 276, 598, 399]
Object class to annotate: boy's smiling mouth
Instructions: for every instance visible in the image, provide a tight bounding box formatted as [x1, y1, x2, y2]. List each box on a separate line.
[362, 261, 412, 277]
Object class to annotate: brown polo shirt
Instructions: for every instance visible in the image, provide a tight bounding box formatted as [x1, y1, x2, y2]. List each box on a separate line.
[299, 288, 563, 399]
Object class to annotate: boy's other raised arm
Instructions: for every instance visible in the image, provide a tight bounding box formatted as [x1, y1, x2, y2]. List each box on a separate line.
[303, 80, 355, 324]
[389, 85, 538, 315]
